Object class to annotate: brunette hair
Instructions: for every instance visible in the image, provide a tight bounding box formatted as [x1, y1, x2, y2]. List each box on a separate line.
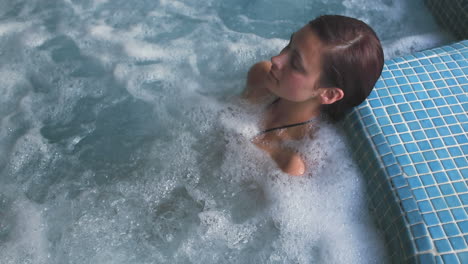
[309, 15, 384, 122]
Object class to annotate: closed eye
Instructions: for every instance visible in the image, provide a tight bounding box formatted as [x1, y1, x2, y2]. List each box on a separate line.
[291, 51, 304, 72]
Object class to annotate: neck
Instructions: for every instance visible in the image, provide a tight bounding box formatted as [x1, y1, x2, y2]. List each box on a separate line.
[267, 97, 322, 127]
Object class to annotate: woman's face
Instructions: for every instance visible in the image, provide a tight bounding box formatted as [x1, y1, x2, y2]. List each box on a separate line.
[267, 25, 325, 102]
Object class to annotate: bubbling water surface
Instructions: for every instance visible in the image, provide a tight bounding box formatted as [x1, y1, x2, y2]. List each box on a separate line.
[0, 0, 453, 263]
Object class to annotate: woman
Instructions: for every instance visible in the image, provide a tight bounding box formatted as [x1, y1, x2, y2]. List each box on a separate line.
[243, 15, 384, 176]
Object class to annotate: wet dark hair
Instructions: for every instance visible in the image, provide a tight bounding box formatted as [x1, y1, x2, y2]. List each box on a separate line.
[309, 15, 384, 122]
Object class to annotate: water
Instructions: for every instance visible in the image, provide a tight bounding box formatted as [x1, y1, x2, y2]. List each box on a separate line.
[0, 0, 453, 263]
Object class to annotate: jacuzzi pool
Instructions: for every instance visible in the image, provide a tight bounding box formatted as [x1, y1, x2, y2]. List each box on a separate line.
[0, 0, 455, 263]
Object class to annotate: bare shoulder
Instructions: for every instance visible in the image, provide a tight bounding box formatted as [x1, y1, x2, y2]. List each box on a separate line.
[242, 61, 273, 102]
[280, 151, 306, 176]
[268, 145, 306, 176]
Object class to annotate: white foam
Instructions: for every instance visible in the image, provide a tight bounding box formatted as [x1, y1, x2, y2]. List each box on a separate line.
[0, 21, 30, 37]
[0, 198, 49, 264]
[382, 31, 454, 58]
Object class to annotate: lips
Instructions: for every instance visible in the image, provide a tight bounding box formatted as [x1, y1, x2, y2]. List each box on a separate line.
[269, 70, 279, 83]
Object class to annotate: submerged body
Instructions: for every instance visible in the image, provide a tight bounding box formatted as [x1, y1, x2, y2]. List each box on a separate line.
[245, 60, 319, 175]
[243, 16, 384, 175]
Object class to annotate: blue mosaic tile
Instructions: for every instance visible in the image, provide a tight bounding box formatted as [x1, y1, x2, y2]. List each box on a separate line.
[451, 208, 468, 221]
[450, 236, 467, 250]
[342, 40, 468, 263]
[442, 254, 459, 264]
[458, 252, 468, 263]
[435, 239, 453, 252]
[429, 225, 445, 239]
[446, 196, 462, 207]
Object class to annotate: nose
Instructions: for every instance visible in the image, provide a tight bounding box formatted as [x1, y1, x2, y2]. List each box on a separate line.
[271, 52, 287, 71]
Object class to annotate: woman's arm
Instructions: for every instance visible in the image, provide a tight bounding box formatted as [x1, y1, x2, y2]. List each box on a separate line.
[242, 61, 274, 103]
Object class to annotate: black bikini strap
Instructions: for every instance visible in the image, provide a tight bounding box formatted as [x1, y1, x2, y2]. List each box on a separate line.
[257, 116, 320, 135]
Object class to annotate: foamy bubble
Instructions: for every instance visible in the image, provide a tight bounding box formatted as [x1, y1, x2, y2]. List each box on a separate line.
[0, 198, 49, 264]
[0, 21, 31, 37]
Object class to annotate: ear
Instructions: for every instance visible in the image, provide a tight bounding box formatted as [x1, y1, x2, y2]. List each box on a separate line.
[319, 87, 344, 105]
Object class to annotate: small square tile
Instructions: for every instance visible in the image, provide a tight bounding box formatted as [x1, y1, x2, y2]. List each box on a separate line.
[418, 74, 431, 81]
[441, 159, 456, 170]
[403, 165, 417, 176]
[422, 150, 437, 160]
[428, 161, 443, 171]
[423, 212, 440, 226]
[438, 210, 454, 223]
[408, 176, 422, 188]
[451, 208, 468, 221]
[421, 119, 434, 129]
[377, 116, 391, 126]
[462, 168, 468, 178]
[444, 116, 457, 124]
[419, 200, 433, 213]
[420, 174, 435, 185]
[423, 82, 435, 89]
[460, 194, 468, 205]
[429, 225, 445, 239]
[434, 172, 449, 183]
[458, 252, 468, 264]
[439, 106, 452, 115]
[449, 236, 467, 250]
[433, 98, 446, 106]
[443, 137, 457, 146]
[385, 164, 400, 177]
[462, 146, 468, 155]
[400, 133, 413, 142]
[381, 71, 392, 79]
[459, 221, 468, 233]
[448, 170, 462, 181]
[411, 223, 428, 238]
[427, 108, 440, 118]
[432, 198, 448, 210]
[410, 101, 423, 110]
[448, 147, 463, 156]
[415, 237, 433, 251]
[413, 188, 428, 200]
[435, 239, 452, 252]
[454, 157, 468, 167]
[396, 186, 412, 199]
[432, 117, 445, 126]
[455, 135, 468, 144]
[442, 254, 460, 264]
[419, 254, 436, 264]
[407, 210, 423, 224]
[377, 144, 392, 155]
[453, 182, 467, 192]
[427, 186, 441, 197]
[417, 140, 431, 151]
[446, 195, 462, 207]
[425, 129, 438, 138]
[436, 127, 451, 136]
[443, 223, 460, 236]
[416, 91, 429, 100]
[415, 110, 429, 119]
[396, 155, 411, 166]
[402, 199, 418, 211]
[405, 143, 419, 153]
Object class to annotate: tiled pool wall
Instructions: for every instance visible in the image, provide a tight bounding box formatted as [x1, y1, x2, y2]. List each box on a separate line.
[424, 0, 467, 40]
[341, 40, 468, 263]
